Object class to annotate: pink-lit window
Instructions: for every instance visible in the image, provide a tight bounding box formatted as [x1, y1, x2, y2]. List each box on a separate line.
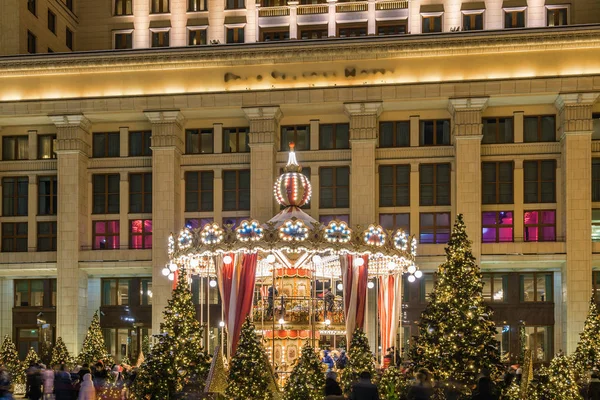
[130, 219, 152, 249]
[186, 218, 214, 230]
[482, 212, 513, 243]
[93, 221, 120, 250]
[524, 211, 556, 242]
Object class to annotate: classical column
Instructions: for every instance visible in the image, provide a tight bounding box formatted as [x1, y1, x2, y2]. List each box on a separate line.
[449, 98, 488, 262]
[145, 110, 185, 333]
[289, 1, 299, 40]
[243, 106, 282, 222]
[50, 114, 91, 354]
[27, 175, 37, 252]
[327, 0, 337, 37]
[344, 102, 381, 227]
[555, 92, 600, 353]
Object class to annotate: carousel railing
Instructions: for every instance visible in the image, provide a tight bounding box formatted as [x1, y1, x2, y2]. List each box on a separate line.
[252, 296, 345, 325]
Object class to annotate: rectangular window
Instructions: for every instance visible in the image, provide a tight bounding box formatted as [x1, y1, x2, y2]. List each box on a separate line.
[379, 165, 410, 207]
[226, 0, 244, 9]
[547, 7, 567, 26]
[186, 129, 213, 154]
[185, 171, 214, 212]
[185, 218, 213, 230]
[129, 131, 152, 156]
[223, 170, 250, 211]
[482, 211, 513, 243]
[338, 24, 367, 38]
[141, 278, 153, 305]
[462, 12, 483, 31]
[223, 127, 249, 153]
[48, 10, 56, 34]
[377, 22, 407, 35]
[319, 124, 349, 150]
[482, 273, 508, 302]
[419, 163, 450, 206]
[28, 0, 36, 15]
[300, 27, 328, 40]
[524, 116, 555, 142]
[419, 212, 450, 244]
[593, 159, 600, 202]
[379, 213, 409, 234]
[520, 273, 553, 302]
[27, 31, 37, 54]
[93, 174, 120, 214]
[129, 173, 152, 213]
[525, 326, 553, 363]
[226, 27, 244, 43]
[495, 326, 511, 362]
[93, 132, 120, 158]
[115, 0, 133, 15]
[482, 162, 513, 204]
[37, 135, 56, 159]
[422, 15, 442, 33]
[66, 0, 73, 10]
[101, 278, 131, 306]
[261, 29, 289, 42]
[130, 219, 152, 249]
[319, 214, 349, 225]
[380, 121, 409, 148]
[420, 120, 450, 146]
[66, 28, 73, 50]
[505, 9, 525, 28]
[2, 136, 29, 160]
[2, 177, 28, 216]
[152, 30, 170, 47]
[151, 0, 169, 13]
[319, 166, 350, 209]
[524, 210, 556, 242]
[189, 0, 207, 11]
[93, 221, 120, 250]
[37, 222, 57, 251]
[2, 223, 28, 252]
[592, 210, 600, 242]
[15, 280, 44, 307]
[115, 33, 133, 49]
[189, 29, 207, 46]
[482, 117, 513, 144]
[593, 113, 600, 140]
[38, 176, 57, 215]
[523, 160, 556, 203]
[281, 126, 310, 151]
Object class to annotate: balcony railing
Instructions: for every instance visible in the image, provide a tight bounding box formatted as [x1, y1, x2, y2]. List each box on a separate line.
[336, 1, 368, 12]
[297, 3, 328, 14]
[258, 5, 290, 16]
[375, 0, 408, 10]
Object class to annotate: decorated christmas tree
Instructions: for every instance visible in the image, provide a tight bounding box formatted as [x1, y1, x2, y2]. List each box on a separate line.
[23, 347, 41, 366]
[379, 366, 409, 400]
[0, 335, 22, 384]
[503, 379, 521, 400]
[340, 328, 375, 394]
[411, 214, 501, 386]
[39, 339, 52, 366]
[573, 296, 600, 373]
[283, 342, 325, 400]
[541, 352, 581, 400]
[226, 318, 274, 400]
[78, 311, 113, 366]
[51, 337, 74, 368]
[132, 269, 210, 399]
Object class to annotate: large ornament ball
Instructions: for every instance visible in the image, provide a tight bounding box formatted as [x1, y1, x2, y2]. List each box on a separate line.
[274, 172, 312, 207]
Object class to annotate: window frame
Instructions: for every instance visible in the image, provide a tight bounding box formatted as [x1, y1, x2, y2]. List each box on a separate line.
[226, 26, 245, 43]
[523, 115, 556, 143]
[546, 5, 568, 27]
[223, 127, 249, 153]
[129, 131, 152, 157]
[379, 164, 410, 207]
[481, 211, 514, 243]
[520, 272, 553, 302]
[129, 173, 152, 214]
[523, 210, 557, 242]
[337, 23, 368, 38]
[92, 220, 120, 250]
[93, 132, 120, 158]
[185, 128, 214, 154]
[421, 13, 443, 33]
[379, 213, 410, 234]
[185, 171, 215, 212]
[419, 119, 451, 146]
[27, 30, 37, 54]
[48, 9, 57, 34]
[222, 170, 251, 211]
[14, 280, 45, 307]
[523, 160, 556, 204]
[1, 222, 28, 252]
[188, 27, 208, 46]
[28, 0, 36, 15]
[482, 161, 514, 204]
[376, 21, 407, 36]
[37, 221, 57, 252]
[379, 121, 410, 148]
[37, 134, 56, 159]
[281, 125, 310, 151]
[319, 123, 349, 150]
[419, 163, 451, 206]
[38, 176, 58, 216]
[151, 0, 170, 13]
[481, 273, 509, 303]
[461, 10, 484, 31]
[66, 27, 73, 50]
[593, 271, 600, 303]
[319, 166, 350, 209]
[593, 159, 600, 202]
[260, 28, 290, 42]
[503, 7, 526, 28]
[419, 212, 451, 244]
[113, 30, 134, 49]
[114, 0, 133, 15]
[101, 278, 131, 306]
[225, 0, 245, 9]
[188, 0, 208, 11]
[482, 117, 514, 144]
[151, 28, 170, 47]
[129, 219, 153, 249]
[2, 177, 29, 217]
[92, 174, 120, 215]
[2, 136, 29, 160]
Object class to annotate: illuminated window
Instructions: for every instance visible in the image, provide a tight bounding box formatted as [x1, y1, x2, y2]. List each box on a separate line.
[337, 24, 367, 38]
[379, 213, 409, 234]
[504, 9, 525, 28]
[186, 129, 213, 153]
[593, 114, 600, 140]
[547, 7, 567, 26]
[15, 280, 44, 307]
[185, 218, 213, 230]
[377, 22, 407, 35]
[93, 221, 120, 250]
[188, 29, 207, 46]
[101, 278, 131, 305]
[151, 0, 169, 13]
[419, 212, 450, 244]
[593, 271, 600, 303]
[422, 15, 442, 33]
[495, 326, 511, 362]
[38, 176, 58, 215]
[37, 222, 57, 251]
[379, 165, 410, 207]
[300, 27, 328, 40]
[462, 12, 483, 31]
[129, 219, 152, 249]
[419, 164, 450, 206]
[482, 162, 513, 204]
[37, 135, 56, 159]
[524, 211, 556, 242]
[261, 29, 289, 42]
[141, 278, 153, 305]
[3, 136, 29, 160]
[482, 273, 508, 302]
[482, 211, 513, 243]
[188, 0, 207, 11]
[151, 30, 170, 47]
[226, 27, 244, 43]
[520, 273, 553, 302]
[592, 210, 600, 242]
[223, 127, 249, 153]
[281, 126, 310, 151]
[115, 0, 133, 15]
[525, 326, 553, 363]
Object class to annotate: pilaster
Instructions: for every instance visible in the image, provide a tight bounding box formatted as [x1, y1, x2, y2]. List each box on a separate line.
[145, 110, 185, 334]
[119, 172, 129, 249]
[310, 120, 320, 151]
[409, 115, 419, 147]
[327, 0, 337, 37]
[214, 169, 223, 224]
[27, 175, 37, 251]
[28, 130, 37, 161]
[50, 114, 91, 354]
[289, 1, 299, 40]
[367, 0, 376, 35]
[243, 106, 282, 222]
[513, 160, 524, 241]
[449, 98, 488, 262]
[213, 123, 223, 154]
[555, 92, 600, 353]
[119, 127, 129, 157]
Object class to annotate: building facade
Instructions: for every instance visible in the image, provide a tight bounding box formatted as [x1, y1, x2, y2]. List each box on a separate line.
[1, 0, 600, 365]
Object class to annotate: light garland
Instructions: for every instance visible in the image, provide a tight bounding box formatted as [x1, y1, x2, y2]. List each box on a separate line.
[279, 220, 309, 242]
[200, 223, 224, 245]
[363, 225, 386, 247]
[178, 228, 193, 249]
[236, 220, 264, 242]
[324, 220, 351, 243]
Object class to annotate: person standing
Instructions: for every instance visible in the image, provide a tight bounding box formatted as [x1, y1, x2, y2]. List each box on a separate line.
[350, 371, 380, 400]
[588, 373, 600, 400]
[25, 363, 42, 400]
[53, 365, 72, 400]
[41, 365, 54, 400]
[471, 376, 499, 400]
[267, 286, 278, 318]
[77, 374, 95, 400]
[407, 372, 433, 400]
[324, 288, 335, 314]
[322, 351, 334, 371]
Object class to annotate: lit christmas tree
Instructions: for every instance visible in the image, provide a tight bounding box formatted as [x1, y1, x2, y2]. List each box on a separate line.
[411, 214, 501, 386]
[541, 352, 581, 400]
[502, 380, 521, 400]
[282, 342, 325, 400]
[573, 296, 600, 373]
[226, 318, 274, 400]
[340, 328, 375, 394]
[23, 347, 41, 366]
[78, 311, 113, 366]
[51, 337, 74, 368]
[0, 335, 22, 384]
[379, 366, 409, 400]
[39, 339, 52, 367]
[132, 269, 210, 399]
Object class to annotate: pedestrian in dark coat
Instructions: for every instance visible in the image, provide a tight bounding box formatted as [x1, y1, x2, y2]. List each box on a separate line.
[471, 376, 499, 400]
[53, 365, 72, 400]
[407, 372, 433, 400]
[26, 363, 42, 400]
[350, 371, 380, 400]
[588, 373, 600, 400]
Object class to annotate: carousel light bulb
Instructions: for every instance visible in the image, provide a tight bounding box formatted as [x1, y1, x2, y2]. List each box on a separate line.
[367, 281, 375, 289]
[312, 255, 322, 264]
[161, 267, 170, 276]
[353, 257, 365, 267]
[278, 318, 285, 325]
[168, 273, 175, 281]
[219, 321, 225, 327]
[190, 259, 199, 268]
[325, 319, 331, 326]
[169, 263, 178, 272]
[266, 254, 276, 264]
[223, 255, 233, 264]
[415, 270, 423, 279]
[337, 283, 343, 291]
[408, 275, 416, 283]
[407, 264, 417, 274]
[209, 279, 217, 288]
[386, 261, 396, 270]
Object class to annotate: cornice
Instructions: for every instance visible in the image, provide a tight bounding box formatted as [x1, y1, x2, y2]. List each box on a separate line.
[89, 157, 152, 170]
[0, 160, 57, 173]
[376, 147, 455, 160]
[481, 142, 561, 156]
[2, 26, 600, 77]
[181, 152, 251, 166]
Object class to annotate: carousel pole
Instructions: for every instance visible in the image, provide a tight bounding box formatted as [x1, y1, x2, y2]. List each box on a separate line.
[200, 264, 204, 344]
[272, 258, 276, 371]
[206, 266, 211, 352]
[376, 261, 381, 367]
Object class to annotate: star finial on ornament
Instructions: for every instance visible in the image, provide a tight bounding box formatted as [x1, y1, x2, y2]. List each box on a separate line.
[284, 142, 301, 172]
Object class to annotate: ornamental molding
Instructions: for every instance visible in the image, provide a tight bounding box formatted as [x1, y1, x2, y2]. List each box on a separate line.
[0, 160, 57, 173]
[49, 114, 91, 130]
[275, 150, 351, 163]
[1, 27, 600, 76]
[447, 97, 489, 114]
[343, 102, 383, 117]
[89, 157, 152, 170]
[242, 106, 283, 121]
[554, 92, 600, 110]
[375, 146, 454, 160]
[144, 110, 185, 126]
[181, 152, 251, 166]
[480, 142, 561, 156]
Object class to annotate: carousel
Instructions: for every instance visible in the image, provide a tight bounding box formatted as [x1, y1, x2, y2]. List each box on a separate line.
[164, 144, 420, 382]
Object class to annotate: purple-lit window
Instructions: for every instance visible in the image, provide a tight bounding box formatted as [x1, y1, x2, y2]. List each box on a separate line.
[319, 215, 350, 225]
[419, 212, 450, 244]
[482, 211, 513, 243]
[186, 218, 214, 230]
[524, 211, 556, 242]
[379, 213, 409, 234]
[130, 219, 152, 249]
[222, 217, 249, 229]
[93, 221, 120, 250]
